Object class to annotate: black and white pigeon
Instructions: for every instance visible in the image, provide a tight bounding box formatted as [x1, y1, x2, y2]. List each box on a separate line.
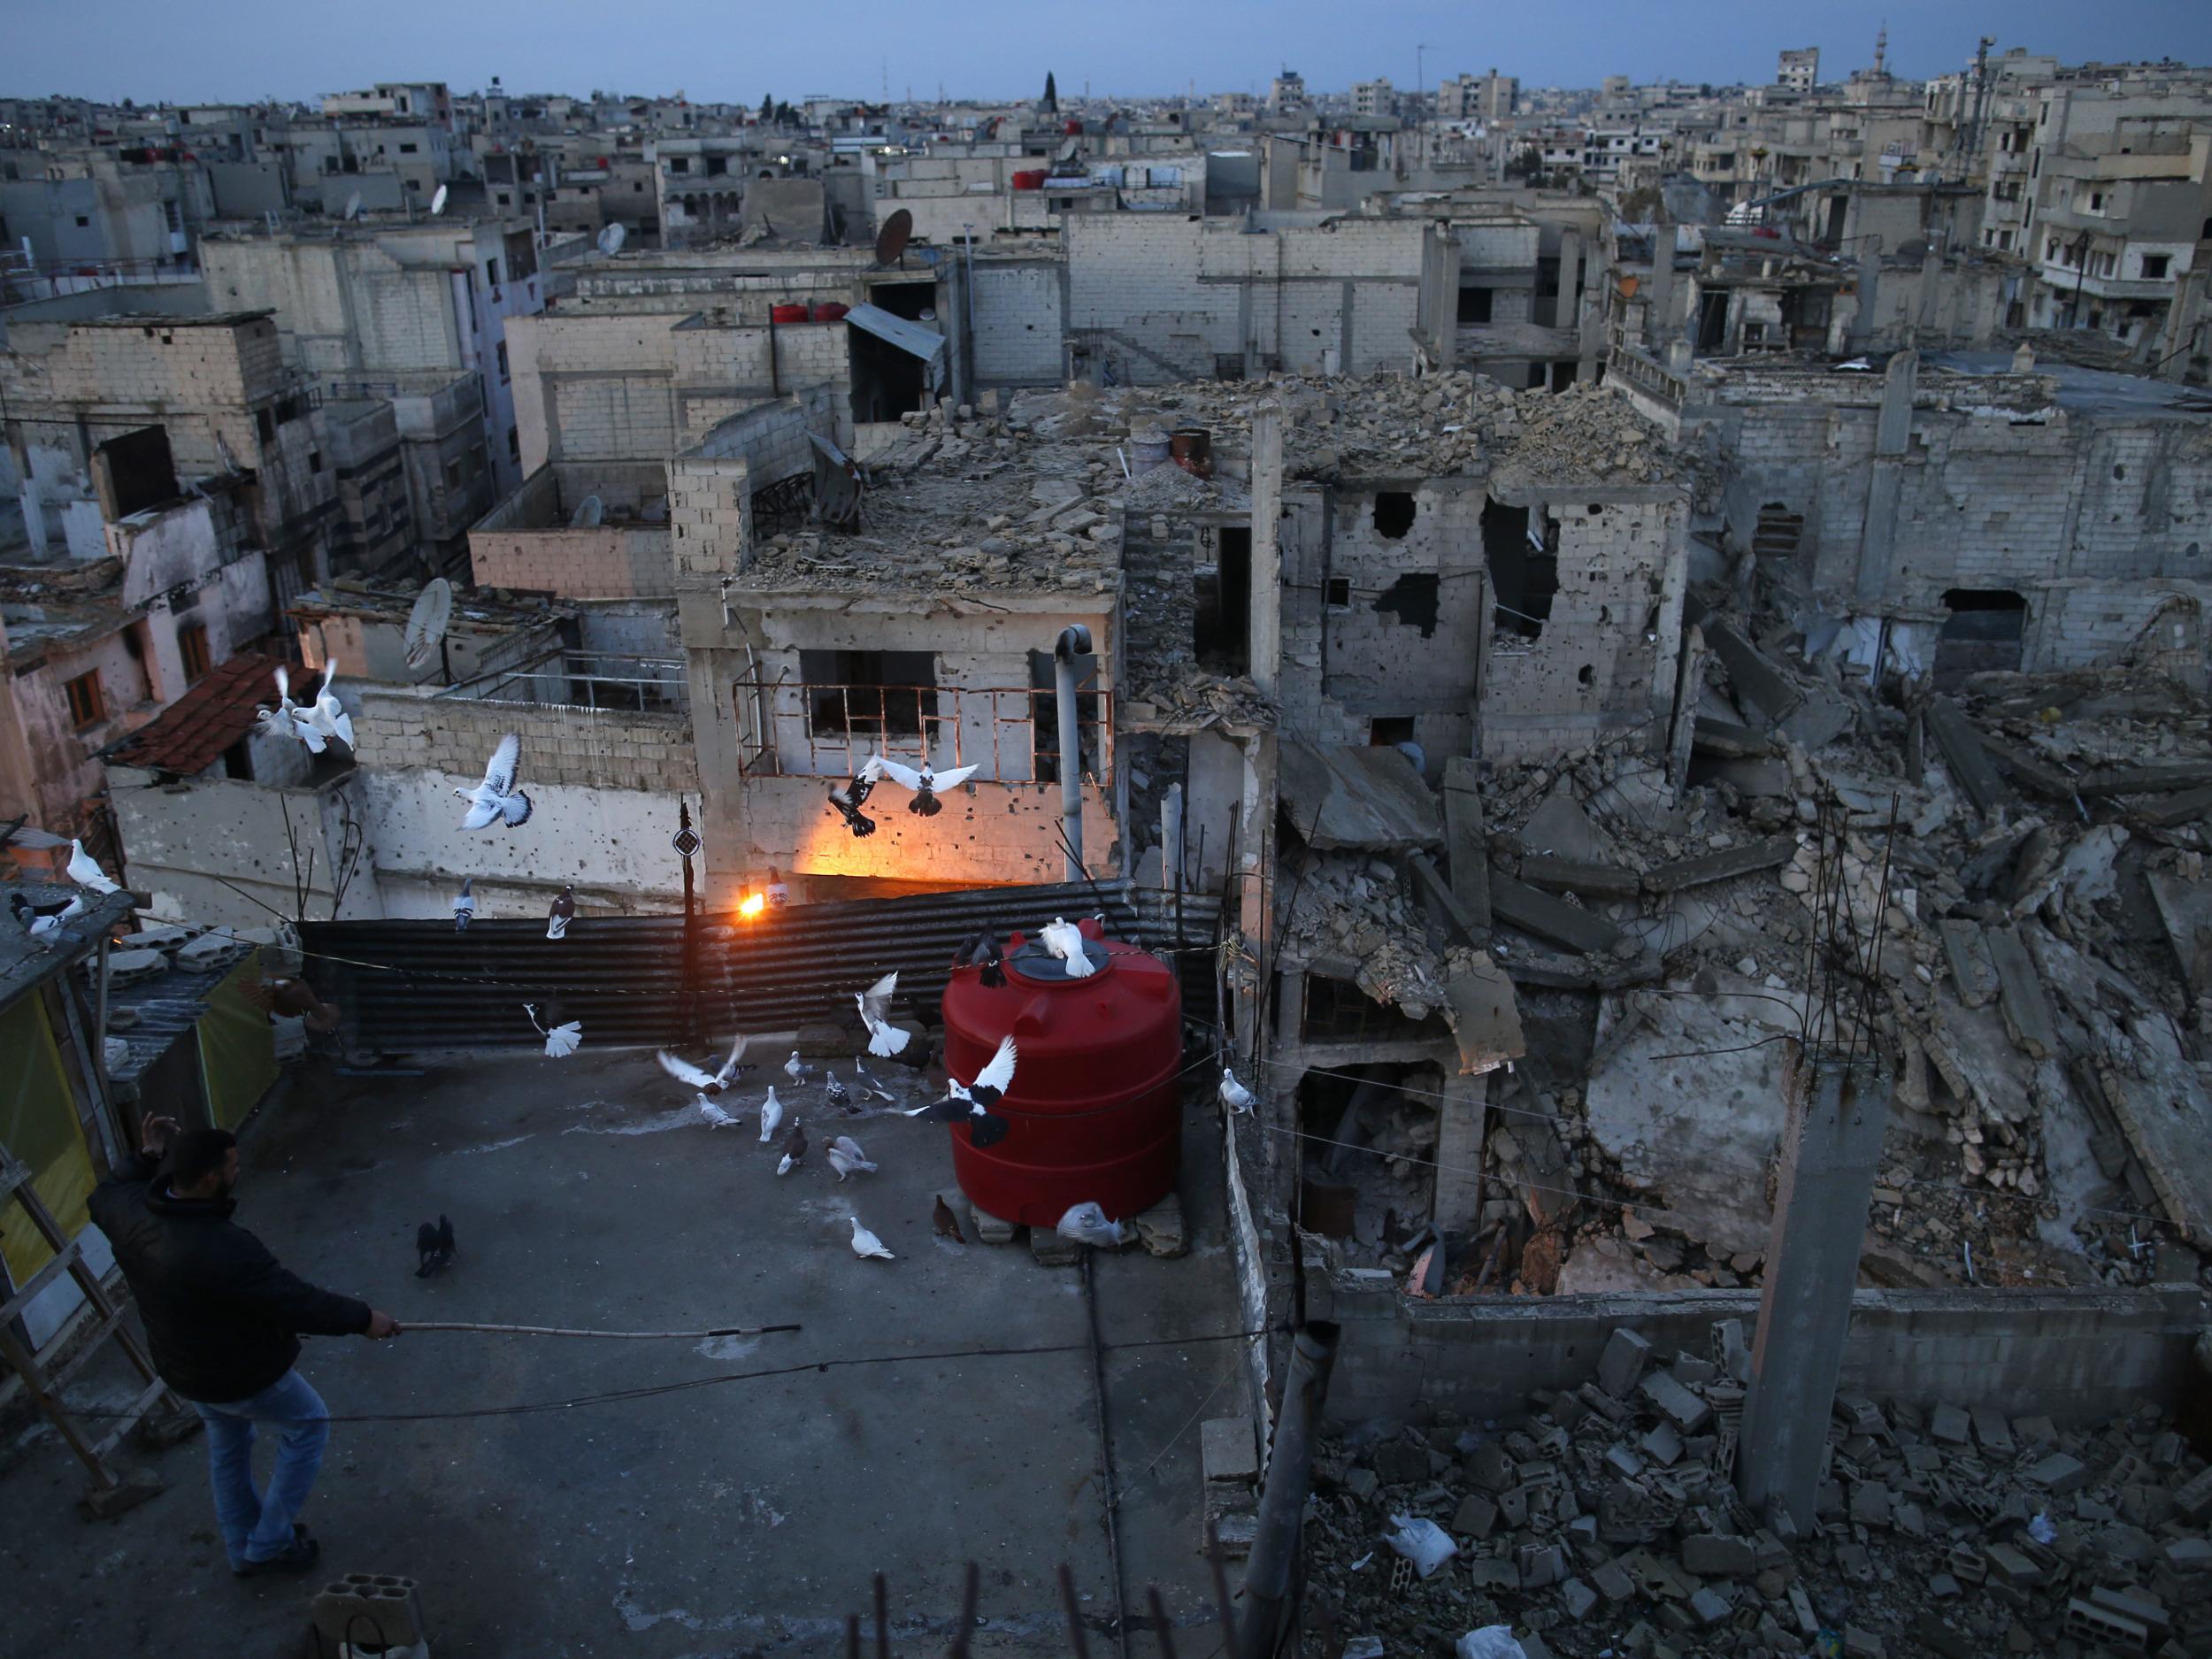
[1219, 1067, 1256, 1115]
[457, 733, 533, 830]
[826, 771, 878, 838]
[453, 876, 475, 932]
[66, 839, 122, 895]
[861, 754, 979, 818]
[906, 1034, 1016, 1149]
[757, 1086, 785, 1143]
[855, 971, 933, 1071]
[695, 1094, 741, 1130]
[413, 1215, 455, 1278]
[953, 929, 1006, 988]
[776, 1120, 806, 1177]
[783, 1049, 816, 1085]
[826, 1134, 876, 1182]
[525, 1001, 581, 1058]
[824, 1072, 851, 1110]
[1038, 916, 1095, 979]
[12, 890, 83, 948]
[545, 885, 575, 941]
[657, 1033, 749, 1096]
[853, 1058, 895, 1103]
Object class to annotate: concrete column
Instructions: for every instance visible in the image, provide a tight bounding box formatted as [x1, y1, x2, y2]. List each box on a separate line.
[1641, 225, 1676, 354]
[1737, 1047, 1893, 1535]
[1249, 402, 1284, 699]
[1912, 235, 1947, 342]
[1847, 250, 1881, 351]
[1558, 228, 1584, 339]
[1852, 349, 1916, 610]
[1429, 1071, 1488, 1227]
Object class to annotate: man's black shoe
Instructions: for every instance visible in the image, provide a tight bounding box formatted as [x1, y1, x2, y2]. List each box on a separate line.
[233, 1532, 319, 1578]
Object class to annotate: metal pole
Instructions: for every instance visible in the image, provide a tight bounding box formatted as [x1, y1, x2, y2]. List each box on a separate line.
[1238, 1321, 1338, 1659]
[1054, 626, 1092, 882]
[679, 799, 701, 1044]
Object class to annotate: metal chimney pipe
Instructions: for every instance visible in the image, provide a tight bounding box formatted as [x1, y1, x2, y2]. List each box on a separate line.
[1054, 625, 1092, 881]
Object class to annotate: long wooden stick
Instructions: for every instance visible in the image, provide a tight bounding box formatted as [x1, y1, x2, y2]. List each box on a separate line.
[400, 1321, 802, 1340]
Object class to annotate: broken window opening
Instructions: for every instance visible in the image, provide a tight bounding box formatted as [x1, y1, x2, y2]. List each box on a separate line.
[1371, 491, 1417, 540]
[1697, 288, 1729, 352]
[1194, 525, 1252, 674]
[1548, 359, 1576, 391]
[1368, 716, 1415, 748]
[1751, 502, 1803, 562]
[1301, 982, 1452, 1047]
[1373, 572, 1440, 637]
[1482, 499, 1555, 640]
[1456, 285, 1493, 325]
[800, 649, 938, 742]
[1325, 577, 1351, 609]
[1934, 589, 2027, 683]
[871, 280, 934, 322]
[848, 324, 929, 424]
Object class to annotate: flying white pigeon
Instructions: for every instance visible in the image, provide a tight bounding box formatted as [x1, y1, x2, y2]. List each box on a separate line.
[457, 733, 533, 830]
[696, 1095, 741, 1130]
[860, 754, 980, 818]
[784, 1050, 816, 1084]
[1038, 916, 1095, 979]
[757, 1086, 785, 1143]
[302, 661, 356, 749]
[66, 839, 121, 895]
[908, 1034, 1017, 1148]
[826, 1135, 877, 1182]
[545, 885, 575, 941]
[525, 1002, 581, 1058]
[1220, 1067, 1256, 1115]
[257, 665, 326, 751]
[776, 1121, 806, 1176]
[657, 1033, 749, 1096]
[854, 971, 933, 1068]
[848, 1216, 895, 1260]
[453, 876, 475, 932]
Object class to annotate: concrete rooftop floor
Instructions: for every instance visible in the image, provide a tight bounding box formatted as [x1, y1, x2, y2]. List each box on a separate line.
[2, 1043, 1248, 1658]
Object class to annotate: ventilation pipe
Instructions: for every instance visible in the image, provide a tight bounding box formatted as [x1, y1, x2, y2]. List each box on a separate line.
[1055, 625, 1093, 880]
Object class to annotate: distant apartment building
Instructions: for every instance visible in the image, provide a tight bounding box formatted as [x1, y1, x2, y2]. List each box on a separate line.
[1269, 73, 1310, 116]
[1778, 49, 1821, 95]
[1350, 80, 1397, 119]
[1436, 70, 1517, 121]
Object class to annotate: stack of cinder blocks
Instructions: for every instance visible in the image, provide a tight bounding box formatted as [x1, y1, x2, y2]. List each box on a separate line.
[1202, 1416, 1260, 1558]
[311, 1573, 431, 1657]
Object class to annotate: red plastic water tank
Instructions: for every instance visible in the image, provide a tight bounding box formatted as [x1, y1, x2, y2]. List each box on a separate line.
[809, 301, 849, 321]
[941, 917, 1182, 1227]
[769, 303, 809, 323]
[1010, 169, 1048, 191]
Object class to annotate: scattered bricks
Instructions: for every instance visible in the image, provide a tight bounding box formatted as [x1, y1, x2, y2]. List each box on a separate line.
[1604, 1444, 1645, 1479]
[1639, 1370, 1712, 1433]
[1640, 1420, 1685, 1466]
[1517, 1542, 1568, 1589]
[1453, 1494, 1498, 1540]
[1464, 1442, 1515, 1494]
[1131, 1190, 1186, 1257]
[1832, 1394, 1887, 1437]
[1578, 1383, 1632, 1425]
[1593, 1562, 1637, 1603]
[967, 1199, 1017, 1245]
[1029, 1226, 1081, 1267]
[1688, 1586, 1732, 1625]
[2089, 1586, 2169, 1639]
[1373, 1440, 1429, 1485]
[1928, 1572, 1962, 1598]
[1680, 1534, 1758, 1578]
[1841, 1624, 1886, 1659]
[311, 1575, 429, 1648]
[1469, 1557, 1519, 1591]
[1597, 1327, 1654, 1398]
[1560, 1577, 1599, 1620]
[2024, 1452, 2088, 1495]
[1834, 1543, 1875, 1583]
[1984, 1543, 2039, 1586]
[1849, 1481, 1894, 1529]
[1497, 1487, 1531, 1528]
[1947, 1543, 1986, 1585]
[2012, 1416, 2057, 1449]
[2171, 1464, 2212, 1523]
[2162, 1537, 2212, 1572]
[1787, 1584, 1818, 1637]
[2065, 1596, 2149, 1654]
[1200, 1418, 1258, 1486]
[1671, 1355, 1718, 1388]
[1342, 1467, 1379, 1501]
[1929, 1404, 1973, 1446]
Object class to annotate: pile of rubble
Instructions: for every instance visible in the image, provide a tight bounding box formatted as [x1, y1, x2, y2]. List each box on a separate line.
[1305, 1324, 2212, 1659]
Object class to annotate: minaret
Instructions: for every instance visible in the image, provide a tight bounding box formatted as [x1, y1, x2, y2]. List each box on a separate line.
[1874, 23, 1888, 78]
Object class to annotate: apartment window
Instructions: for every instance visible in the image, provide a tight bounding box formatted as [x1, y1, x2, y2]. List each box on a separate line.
[445, 457, 464, 488]
[2087, 191, 2104, 213]
[399, 142, 419, 154]
[496, 192, 511, 206]
[75, 214, 90, 227]
[668, 156, 689, 173]
[1457, 286, 1494, 324]
[484, 257, 501, 288]
[256, 407, 275, 443]
[801, 649, 937, 741]
[496, 340, 510, 381]
[2142, 254, 2170, 281]
[505, 426, 519, 463]
[309, 449, 323, 472]
[64, 671, 105, 729]
[178, 621, 211, 683]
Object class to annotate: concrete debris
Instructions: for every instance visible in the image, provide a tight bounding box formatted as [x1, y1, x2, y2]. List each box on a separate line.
[1306, 1356, 2212, 1659]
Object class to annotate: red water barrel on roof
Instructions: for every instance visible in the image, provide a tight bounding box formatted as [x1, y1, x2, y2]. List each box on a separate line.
[770, 303, 809, 323]
[1010, 169, 1048, 190]
[809, 301, 849, 321]
[941, 917, 1182, 1228]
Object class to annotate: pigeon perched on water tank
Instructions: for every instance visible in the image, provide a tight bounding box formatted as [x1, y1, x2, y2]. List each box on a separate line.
[413, 1215, 455, 1277]
[1220, 1067, 1256, 1115]
[1038, 917, 1095, 979]
[953, 930, 1006, 988]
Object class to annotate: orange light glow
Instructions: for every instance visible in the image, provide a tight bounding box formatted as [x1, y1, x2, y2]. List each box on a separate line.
[738, 893, 766, 919]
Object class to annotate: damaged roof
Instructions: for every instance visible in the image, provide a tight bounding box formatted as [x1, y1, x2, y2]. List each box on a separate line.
[1280, 740, 1442, 851]
[107, 652, 279, 776]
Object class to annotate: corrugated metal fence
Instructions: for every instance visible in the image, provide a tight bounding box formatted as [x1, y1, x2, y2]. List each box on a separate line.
[303, 881, 1220, 1053]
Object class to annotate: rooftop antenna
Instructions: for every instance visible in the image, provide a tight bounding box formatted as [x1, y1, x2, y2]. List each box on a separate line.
[430, 182, 449, 215]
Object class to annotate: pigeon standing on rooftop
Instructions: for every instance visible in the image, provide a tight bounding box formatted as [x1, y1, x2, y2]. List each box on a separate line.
[545, 885, 575, 941]
[932, 1194, 966, 1244]
[1038, 916, 1095, 979]
[757, 1086, 785, 1143]
[452, 877, 475, 932]
[848, 1217, 895, 1261]
[776, 1121, 807, 1176]
[826, 1135, 876, 1182]
[12, 890, 84, 949]
[413, 1216, 455, 1278]
[65, 839, 121, 895]
[1220, 1067, 1256, 1115]
[784, 1050, 815, 1085]
[824, 1072, 851, 1110]
[457, 733, 533, 830]
[862, 754, 979, 818]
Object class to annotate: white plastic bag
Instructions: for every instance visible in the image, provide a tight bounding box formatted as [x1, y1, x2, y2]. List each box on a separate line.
[1383, 1513, 1458, 1578]
[2027, 1511, 2056, 1545]
[1455, 1630, 1525, 1659]
[1056, 1202, 1133, 1248]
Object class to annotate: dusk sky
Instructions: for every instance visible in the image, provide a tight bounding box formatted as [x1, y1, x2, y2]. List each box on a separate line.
[6, 0, 2211, 106]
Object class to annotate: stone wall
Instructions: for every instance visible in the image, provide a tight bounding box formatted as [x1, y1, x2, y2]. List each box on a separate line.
[352, 686, 698, 794]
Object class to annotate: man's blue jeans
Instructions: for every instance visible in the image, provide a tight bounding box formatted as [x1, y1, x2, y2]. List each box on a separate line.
[188, 1368, 330, 1568]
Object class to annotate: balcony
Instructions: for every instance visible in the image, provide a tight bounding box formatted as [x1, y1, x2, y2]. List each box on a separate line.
[439, 648, 688, 714]
[733, 674, 1111, 786]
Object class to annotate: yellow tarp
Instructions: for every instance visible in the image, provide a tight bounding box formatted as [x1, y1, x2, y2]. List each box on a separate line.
[199, 959, 278, 1131]
[0, 995, 96, 1288]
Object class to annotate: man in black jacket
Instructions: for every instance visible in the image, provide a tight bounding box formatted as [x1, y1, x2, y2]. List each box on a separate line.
[90, 1117, 399, 1577]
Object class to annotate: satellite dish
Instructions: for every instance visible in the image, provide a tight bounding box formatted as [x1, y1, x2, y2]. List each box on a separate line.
[570, 495, 604, 528]
[596, 222, 627, 256]
[342, 190, 363, 221]
[874, 207, 913, 268]
[430, 183, 449, 216]
[403, 578, 455, 669]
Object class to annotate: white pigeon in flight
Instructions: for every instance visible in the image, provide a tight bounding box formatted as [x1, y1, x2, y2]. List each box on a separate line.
[860, 754, 980, 818]
[525, 1002, 581, 1058]
[458, 733, 534, 830]
[257, 664, 325, 751]
[854, 971, 933, 1070]
[908, 1034, 1017, 1148]
[826, 1135, 877, 1182]
[848, 1216, 895, 1260]
[657, 1033, 749, 1097]
[757, 1086, 785, 1143]
[302, 661, 355, 749]
[1219, 1067, 1256, 1115]
[65, 839, 120, 895]
[1038, 916, 1095, 979]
